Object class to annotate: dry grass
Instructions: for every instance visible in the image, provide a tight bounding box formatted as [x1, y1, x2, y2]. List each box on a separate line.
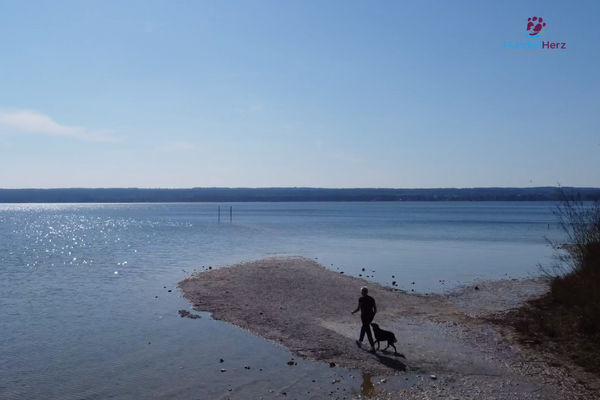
[498, 191, 600, 374]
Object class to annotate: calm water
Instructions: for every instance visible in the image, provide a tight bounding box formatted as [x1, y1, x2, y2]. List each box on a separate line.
[0, 202, 562, 399]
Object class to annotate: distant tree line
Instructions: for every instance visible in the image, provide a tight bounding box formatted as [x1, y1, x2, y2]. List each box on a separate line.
[0, 187, 599, 203]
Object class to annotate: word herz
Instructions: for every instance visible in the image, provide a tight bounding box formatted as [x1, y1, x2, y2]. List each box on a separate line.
[542, 42, 566, 49]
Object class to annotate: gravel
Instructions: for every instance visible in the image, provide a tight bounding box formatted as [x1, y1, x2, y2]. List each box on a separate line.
[178, 256, 600, 399]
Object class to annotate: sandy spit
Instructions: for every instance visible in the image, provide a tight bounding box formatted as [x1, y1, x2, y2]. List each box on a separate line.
[178, 256, 600, 400]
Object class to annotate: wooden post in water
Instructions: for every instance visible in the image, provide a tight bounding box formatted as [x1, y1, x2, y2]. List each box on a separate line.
[230, 206, 232, 222]
[218, 206, 220, 222]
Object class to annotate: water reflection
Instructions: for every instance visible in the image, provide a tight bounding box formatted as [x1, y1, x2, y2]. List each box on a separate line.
[352, 373, 388, 398]
[361, 373, 376, 397]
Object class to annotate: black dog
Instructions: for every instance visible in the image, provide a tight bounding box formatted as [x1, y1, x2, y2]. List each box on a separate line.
[370, 323, 397, 353]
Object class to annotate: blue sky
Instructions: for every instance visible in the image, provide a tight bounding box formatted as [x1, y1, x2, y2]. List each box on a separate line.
[0, 0, 598, 189]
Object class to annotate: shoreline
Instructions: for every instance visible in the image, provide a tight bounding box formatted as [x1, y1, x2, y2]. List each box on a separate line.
[178, 256, 599, 399]
[179, 256, 454, 374]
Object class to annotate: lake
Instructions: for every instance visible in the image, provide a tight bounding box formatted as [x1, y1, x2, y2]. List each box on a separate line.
[0, 202, 563, 399]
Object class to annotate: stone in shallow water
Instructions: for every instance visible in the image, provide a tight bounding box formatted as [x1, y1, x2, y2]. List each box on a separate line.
[178, 309, 201, 319]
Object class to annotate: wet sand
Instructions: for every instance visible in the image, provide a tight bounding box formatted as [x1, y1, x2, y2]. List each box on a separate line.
[178, 256, 600, 399]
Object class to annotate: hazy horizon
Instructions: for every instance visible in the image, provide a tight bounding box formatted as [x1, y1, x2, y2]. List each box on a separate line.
[3, 185, 599, 190]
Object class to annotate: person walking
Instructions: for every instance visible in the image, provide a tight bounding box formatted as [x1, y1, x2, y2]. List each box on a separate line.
[351, 286, 377, 352]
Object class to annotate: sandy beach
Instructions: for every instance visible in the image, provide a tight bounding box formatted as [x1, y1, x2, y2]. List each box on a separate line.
[178, 256, 600, 399]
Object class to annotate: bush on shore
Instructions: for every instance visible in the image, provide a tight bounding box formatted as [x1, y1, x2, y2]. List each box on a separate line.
[505, 190, 600, 373]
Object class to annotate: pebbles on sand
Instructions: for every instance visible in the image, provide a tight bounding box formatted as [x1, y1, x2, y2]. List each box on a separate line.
[178, 256, 599, 400]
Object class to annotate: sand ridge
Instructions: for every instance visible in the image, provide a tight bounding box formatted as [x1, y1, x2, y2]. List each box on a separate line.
[178, 256, 600, 399]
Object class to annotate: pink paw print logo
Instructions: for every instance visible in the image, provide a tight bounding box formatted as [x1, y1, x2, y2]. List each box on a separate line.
[526, 16, 546, 37]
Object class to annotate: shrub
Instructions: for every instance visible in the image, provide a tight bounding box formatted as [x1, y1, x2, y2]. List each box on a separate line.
[509, 189, 600, 372]
[550, 241, 600, 334]
[544, 190, 600, 337]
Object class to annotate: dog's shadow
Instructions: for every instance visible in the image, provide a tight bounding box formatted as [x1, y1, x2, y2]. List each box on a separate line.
[371, 350, 407, 371]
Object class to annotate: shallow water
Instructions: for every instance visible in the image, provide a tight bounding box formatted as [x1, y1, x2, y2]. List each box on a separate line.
[0, 202, 562, 399]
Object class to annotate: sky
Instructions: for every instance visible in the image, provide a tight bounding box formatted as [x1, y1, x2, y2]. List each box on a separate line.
[0, 0, 598, 189]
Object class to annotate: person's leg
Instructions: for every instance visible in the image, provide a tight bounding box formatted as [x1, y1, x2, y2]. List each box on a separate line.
[362, 316, 375, 348]
[359, 323, 366, 342]
[365, 323, 374, 348]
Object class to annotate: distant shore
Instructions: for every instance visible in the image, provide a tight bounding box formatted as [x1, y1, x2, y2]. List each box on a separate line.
[2, 186, 600, 203]
[178, 256, 600, 399]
